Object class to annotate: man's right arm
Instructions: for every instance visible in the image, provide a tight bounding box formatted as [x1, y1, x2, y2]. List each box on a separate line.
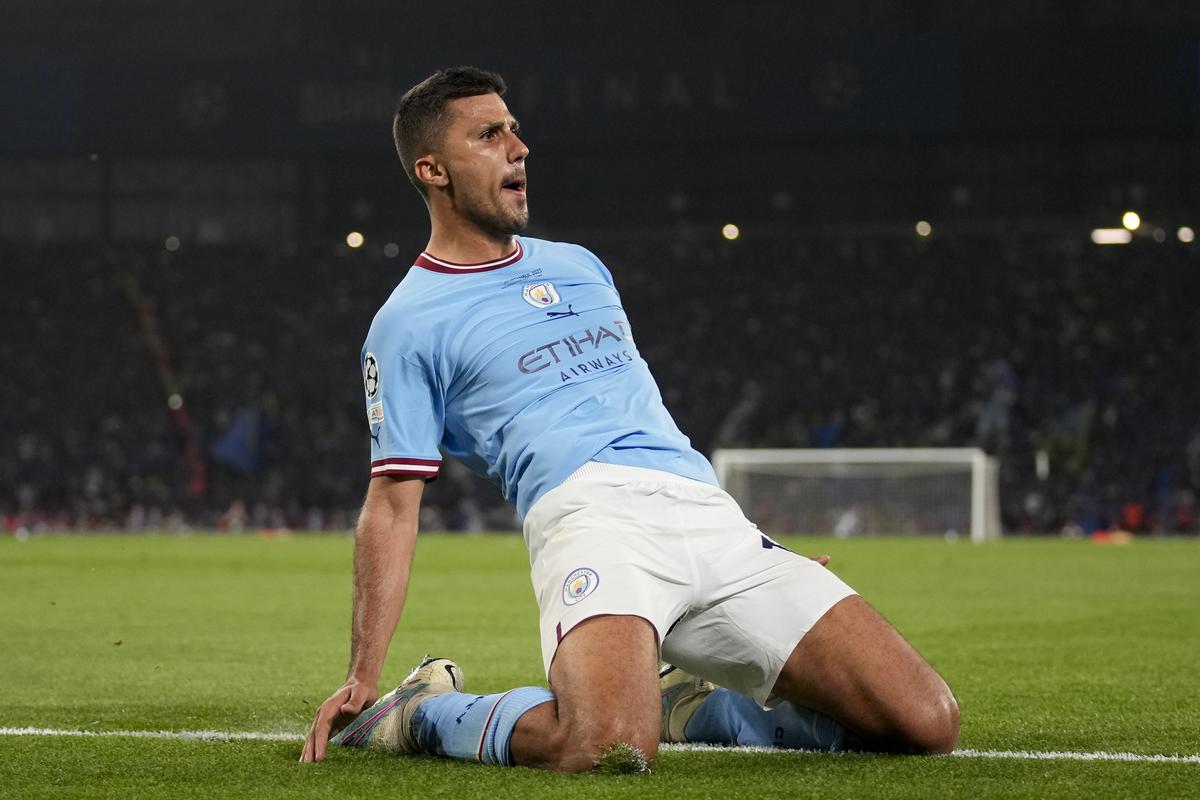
[300, 474, 426, 763]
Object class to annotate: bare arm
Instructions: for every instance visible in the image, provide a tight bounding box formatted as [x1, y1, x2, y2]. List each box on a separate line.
[300, 475, 425, 763]
[346, 475, 425, 683]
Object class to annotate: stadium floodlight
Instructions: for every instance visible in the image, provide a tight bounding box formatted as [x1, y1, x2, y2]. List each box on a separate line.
[1091, 228, 1131, 245]
[712, 448, 1001, 543]
[1122, 211, 1141, 231]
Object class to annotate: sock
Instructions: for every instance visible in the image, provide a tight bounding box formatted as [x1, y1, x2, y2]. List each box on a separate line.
[411, 687, 554, 765]
[683, 688, 846, 751]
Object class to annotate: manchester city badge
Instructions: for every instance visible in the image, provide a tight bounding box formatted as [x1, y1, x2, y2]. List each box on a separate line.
[562, 567, 599, 606]
[522, 281, 561, 308]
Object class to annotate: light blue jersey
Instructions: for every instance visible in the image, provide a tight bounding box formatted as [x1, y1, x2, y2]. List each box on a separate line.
[361, 236, 717, 518]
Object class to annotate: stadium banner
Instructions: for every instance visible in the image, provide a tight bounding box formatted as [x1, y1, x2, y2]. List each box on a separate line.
[2, 33, 1197, 156]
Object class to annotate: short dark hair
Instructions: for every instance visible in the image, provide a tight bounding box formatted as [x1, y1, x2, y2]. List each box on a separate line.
[393, 66, 507, 196]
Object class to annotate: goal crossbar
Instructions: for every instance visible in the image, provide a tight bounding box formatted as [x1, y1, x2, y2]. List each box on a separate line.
[712, 448, 1001, 542]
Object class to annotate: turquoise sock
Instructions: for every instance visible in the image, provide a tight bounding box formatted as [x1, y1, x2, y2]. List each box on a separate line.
[683, 688, 846, 751]
[411, 687, 555, 765]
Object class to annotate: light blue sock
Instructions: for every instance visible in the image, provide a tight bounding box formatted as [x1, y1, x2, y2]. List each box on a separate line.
[411, 687, 555, 765]
[683, 688, 846, 751]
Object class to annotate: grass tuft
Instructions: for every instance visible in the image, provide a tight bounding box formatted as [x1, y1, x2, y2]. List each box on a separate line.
[593, 741, 650, 775]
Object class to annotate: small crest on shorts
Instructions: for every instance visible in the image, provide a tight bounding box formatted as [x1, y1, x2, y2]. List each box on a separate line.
[562, 567, 599, 606]
[522, 281, 561, 308]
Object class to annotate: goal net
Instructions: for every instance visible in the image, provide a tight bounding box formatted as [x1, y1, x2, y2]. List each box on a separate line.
[712, 448, 1001, 542]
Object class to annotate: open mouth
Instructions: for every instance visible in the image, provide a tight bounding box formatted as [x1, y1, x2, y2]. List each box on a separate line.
[501, 177, 526, 194]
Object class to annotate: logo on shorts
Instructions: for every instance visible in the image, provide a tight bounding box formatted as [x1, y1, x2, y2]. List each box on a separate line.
[522, 282, 561, 308]
[562, 567, 599, 606]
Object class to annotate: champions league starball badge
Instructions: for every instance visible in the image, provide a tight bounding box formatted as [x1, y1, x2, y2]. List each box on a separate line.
[363, 352, 380, 398]
[562, 567, 599, 606]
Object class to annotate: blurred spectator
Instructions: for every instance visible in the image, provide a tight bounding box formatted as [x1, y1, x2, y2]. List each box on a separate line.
[2, 231, 1198, 534]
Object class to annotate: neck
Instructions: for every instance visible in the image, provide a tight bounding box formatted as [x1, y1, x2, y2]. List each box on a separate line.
[425, 213, 516, 264]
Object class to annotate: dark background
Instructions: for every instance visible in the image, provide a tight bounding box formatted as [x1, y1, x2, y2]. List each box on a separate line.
[5, 0, 1199, 238]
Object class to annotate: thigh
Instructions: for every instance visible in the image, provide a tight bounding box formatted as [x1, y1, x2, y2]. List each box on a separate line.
[549, 614, 661, 723]
[512, 614, 661, 771]
[772, 595, 959, 753]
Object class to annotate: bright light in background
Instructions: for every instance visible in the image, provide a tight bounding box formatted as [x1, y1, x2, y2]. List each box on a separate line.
[383, 242, 400, 258]
[346, 231, 365, 248]
[167, 393, 184, 410]
[915, 220, 932, 237]
[721, 223, 740, 241]
[164, 235, 180, 252]
[1179, 226, 1195, 243]
[1091, 228, 1132, 245]
[1121, 211, 1141, 231]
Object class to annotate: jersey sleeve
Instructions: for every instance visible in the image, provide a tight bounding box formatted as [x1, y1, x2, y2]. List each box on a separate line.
[362, 342, 445, 481]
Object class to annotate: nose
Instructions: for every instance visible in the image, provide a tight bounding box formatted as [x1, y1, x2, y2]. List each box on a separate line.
[509, 131, 529, 163]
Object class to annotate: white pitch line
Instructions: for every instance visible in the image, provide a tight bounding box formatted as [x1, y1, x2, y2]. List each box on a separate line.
[665, 742, 1200, 764]
[951, 748, 1200, 764]
[0, 727, 300, 742]
[1, 728, 1197, 764]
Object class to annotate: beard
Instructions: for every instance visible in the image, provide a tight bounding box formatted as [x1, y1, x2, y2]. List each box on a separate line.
[449, 174, 529, 243]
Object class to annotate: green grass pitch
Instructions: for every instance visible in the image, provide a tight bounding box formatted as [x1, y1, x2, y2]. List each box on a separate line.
[2, 533, 1198, 799]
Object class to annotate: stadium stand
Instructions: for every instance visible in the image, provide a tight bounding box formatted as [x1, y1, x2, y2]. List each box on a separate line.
[3, 231, 1198, 535]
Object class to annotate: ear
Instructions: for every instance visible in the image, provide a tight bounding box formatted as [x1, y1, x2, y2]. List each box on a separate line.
[414, 154, 449, 191]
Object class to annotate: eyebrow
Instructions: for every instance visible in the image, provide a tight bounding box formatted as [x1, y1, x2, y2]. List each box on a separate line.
[479, 117, 520, 132]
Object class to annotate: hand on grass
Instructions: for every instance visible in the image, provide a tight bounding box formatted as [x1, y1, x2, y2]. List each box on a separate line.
[809, 555, 831, 566]
[299, 678, 379, 763]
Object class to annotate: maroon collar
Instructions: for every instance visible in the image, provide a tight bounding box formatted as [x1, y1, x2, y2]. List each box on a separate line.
[414, 240, 524, 274]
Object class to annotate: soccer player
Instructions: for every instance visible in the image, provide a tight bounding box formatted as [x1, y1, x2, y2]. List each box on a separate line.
[300, 67, 958, 772]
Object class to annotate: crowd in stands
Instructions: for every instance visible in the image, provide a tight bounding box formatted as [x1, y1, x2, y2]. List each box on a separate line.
[4, 229, 1198, 535]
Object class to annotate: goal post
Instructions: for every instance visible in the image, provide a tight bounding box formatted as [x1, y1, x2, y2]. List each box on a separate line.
[711, 448, 1002, 542]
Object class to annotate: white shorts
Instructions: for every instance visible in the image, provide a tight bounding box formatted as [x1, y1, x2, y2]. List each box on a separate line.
[522, 461, 857, 707]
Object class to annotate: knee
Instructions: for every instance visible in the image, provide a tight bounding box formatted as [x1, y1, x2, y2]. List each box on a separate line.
[901, 686, 959, 755]
[542, 721, 658, 773]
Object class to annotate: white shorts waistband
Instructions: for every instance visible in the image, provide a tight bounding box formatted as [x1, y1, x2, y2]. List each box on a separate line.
[561, 460, 715, 489]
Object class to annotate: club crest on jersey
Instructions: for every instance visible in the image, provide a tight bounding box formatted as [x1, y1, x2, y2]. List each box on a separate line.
[562, 567, 599, 606]
[522, 281, 561, 308]
[363, 353, 380, 399]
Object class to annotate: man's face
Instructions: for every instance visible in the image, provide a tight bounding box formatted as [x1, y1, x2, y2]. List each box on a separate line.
[436, 93, 529, 239]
